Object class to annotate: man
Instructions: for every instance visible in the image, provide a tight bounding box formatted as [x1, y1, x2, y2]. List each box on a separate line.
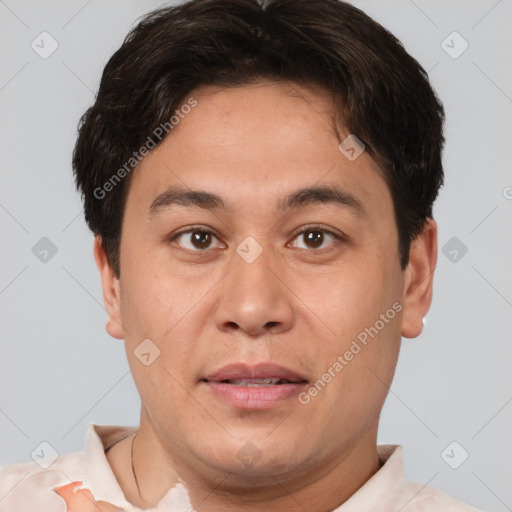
[0, 0, 480, 510]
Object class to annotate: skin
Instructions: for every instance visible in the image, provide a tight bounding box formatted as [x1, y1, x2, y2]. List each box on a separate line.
[54, 481, 122, 512]
[95, 81, 437, 511]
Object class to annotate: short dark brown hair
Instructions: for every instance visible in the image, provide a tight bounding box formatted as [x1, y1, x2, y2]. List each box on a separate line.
[73, 0, 445, 277]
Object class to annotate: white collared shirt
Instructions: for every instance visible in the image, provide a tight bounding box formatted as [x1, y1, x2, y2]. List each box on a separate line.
[0, 423, 480, 511]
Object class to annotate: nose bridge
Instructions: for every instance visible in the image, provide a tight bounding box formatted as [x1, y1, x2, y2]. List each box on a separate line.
[232, 236, 278, 308]
[235, 239, 274, 298]
[214, 236, 294, 336]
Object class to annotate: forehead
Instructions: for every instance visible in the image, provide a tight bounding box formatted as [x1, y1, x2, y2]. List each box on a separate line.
[126, 81, 392, 222]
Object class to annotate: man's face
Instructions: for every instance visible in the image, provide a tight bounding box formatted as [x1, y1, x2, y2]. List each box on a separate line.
[105, 81, 408, 484]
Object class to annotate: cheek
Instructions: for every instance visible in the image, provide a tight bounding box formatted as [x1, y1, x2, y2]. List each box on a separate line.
[290, 257, 400, 344]
[119, 249, 186, 339]
[118, 250, 214, 390]
[304, 314, 401, 438]
[293, 256, 402, 411]
[117, 263, 187, 384]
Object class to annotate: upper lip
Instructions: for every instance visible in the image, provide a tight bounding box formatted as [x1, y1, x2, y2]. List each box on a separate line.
[202, 363, 309, 383]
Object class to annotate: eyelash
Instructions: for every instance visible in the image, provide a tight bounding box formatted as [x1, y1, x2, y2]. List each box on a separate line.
[168, 224, 346, 253]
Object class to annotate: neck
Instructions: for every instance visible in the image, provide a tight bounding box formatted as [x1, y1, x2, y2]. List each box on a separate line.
[110, 422, 381, 511]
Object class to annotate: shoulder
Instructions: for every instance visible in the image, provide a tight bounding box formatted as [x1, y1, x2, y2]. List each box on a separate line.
[0, 451, 86, 511]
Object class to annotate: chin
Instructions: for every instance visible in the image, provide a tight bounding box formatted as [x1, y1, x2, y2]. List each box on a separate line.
[190, 435, 312, 485]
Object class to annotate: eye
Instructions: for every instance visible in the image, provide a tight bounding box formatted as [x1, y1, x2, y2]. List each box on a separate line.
[170, 227, 226, 251]
[168, 224, 345, 253]
[289, 225, 345, 250]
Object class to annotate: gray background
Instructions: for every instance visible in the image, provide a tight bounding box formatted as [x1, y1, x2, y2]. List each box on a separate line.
[1, 0, 511, 510]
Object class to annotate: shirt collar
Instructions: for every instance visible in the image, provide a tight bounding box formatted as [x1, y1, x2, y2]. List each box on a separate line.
[334, 444, 410, 510]
[84, 423, 192, 510]
[84, 422, 138, 508]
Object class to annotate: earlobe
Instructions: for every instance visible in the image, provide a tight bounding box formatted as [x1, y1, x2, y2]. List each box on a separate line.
[93, 236, 125, 340]
[400, 219, 438, 339]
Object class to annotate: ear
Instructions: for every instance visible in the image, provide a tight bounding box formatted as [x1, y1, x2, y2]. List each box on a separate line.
[93, 236, 124, 340]
[400, 219, 438, 339]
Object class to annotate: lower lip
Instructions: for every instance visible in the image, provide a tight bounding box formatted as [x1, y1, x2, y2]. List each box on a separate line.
[202, 381, 307, 410]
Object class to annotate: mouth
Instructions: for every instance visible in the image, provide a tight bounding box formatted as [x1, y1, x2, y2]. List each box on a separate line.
[201, 363, 309, 410]
[203, 377, 307, 387]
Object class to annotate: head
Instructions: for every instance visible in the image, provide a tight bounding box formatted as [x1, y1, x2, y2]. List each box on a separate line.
[74, 0, 443, 491]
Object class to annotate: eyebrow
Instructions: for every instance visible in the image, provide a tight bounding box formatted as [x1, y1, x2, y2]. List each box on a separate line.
[148, 184, 366, 218]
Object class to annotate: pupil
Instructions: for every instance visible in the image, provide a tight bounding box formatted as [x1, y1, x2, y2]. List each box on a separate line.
[306, 230, 323, 248]
[193, 231, 210, 249]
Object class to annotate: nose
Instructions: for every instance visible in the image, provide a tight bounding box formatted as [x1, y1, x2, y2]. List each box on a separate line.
[214, 243, 294, 338]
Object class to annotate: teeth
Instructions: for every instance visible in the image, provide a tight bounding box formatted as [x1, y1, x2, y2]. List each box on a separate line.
[228, 378, 284, 386]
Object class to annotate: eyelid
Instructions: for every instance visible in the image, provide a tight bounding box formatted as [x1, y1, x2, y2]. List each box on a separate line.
[287, 224, 347, 250]
[170, 224, 219, 238]
[289, 223, 347, 242]
[169, 225, 225, 248]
